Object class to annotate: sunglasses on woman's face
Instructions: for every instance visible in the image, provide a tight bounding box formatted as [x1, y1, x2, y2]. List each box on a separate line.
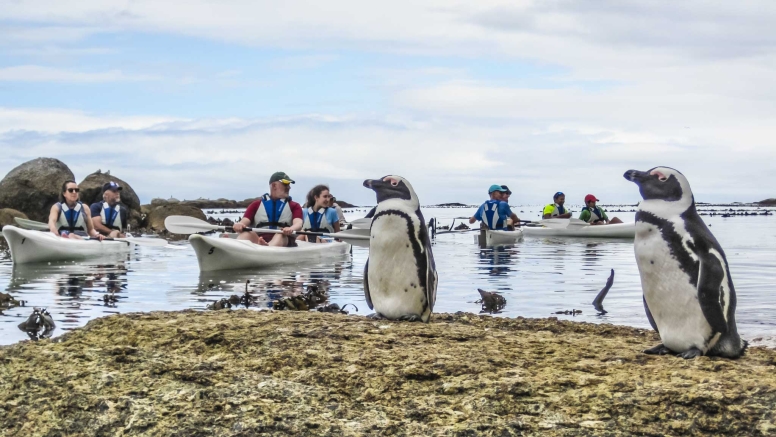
[67, 188, 80, 193]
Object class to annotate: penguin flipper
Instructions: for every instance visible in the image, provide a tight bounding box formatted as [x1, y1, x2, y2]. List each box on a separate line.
[416, 208, 437, 312]
[696, 252, 729, 335]
[363, 258, 374, 310]
[644, 295, 658, 333]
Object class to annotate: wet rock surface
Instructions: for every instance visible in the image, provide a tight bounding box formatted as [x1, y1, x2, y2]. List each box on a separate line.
[1, 311, 775, 436]
[0, 157, 75, 222]
[145, 203, 207, 232]
[0, 208, 28, 229]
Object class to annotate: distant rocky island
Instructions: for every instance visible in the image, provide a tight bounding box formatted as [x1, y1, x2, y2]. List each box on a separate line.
[758, 198, 776, 205]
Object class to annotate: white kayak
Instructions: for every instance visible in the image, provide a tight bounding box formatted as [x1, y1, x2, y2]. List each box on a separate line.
[473, 229, 524, 246]
[522, 222, 636, 238]
[2, 226, 132, 264]
[189, 234, 352, 271]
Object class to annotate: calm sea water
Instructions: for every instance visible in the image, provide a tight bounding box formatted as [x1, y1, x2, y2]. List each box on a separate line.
[1, 205, 774, 347]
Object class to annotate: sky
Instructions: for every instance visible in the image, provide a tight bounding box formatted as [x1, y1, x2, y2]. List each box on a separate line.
[1, 1, 775, 206]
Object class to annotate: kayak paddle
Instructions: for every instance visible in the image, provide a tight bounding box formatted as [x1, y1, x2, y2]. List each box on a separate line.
[14, 217, 49, 231]
[164, 216, 371, 248]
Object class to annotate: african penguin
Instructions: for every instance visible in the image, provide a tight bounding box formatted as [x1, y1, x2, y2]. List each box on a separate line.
[363, 175, 437, 322]
[625, 166, 746, 359]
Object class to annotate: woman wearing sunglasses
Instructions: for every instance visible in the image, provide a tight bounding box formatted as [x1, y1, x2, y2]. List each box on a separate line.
[47, 180, 104, 240]
[298, 184, 340, 243]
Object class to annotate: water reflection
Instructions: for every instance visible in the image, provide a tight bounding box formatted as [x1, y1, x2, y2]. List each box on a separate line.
[477, 246, 518, 277]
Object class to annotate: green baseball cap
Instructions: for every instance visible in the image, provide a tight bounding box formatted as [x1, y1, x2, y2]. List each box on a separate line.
[269, 171, 295, 184]
[488, 184, 507, 194]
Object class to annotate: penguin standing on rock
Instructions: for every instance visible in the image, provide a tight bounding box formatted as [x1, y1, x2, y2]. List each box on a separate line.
[625, 166, 747, 359]
[363, 175, 437, 322]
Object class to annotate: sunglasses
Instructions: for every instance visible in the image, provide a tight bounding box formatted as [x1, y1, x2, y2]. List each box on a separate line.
[66, 188, 80, 193]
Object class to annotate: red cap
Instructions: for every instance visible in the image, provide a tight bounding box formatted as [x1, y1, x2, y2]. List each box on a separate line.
[584, 194, 599, 203]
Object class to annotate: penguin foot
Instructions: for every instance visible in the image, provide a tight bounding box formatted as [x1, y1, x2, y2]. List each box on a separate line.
[644, 344, 673, 355]
[677, 347, 703, 359]
[366, 313, 384, 320]
[398, 314, 423, 322]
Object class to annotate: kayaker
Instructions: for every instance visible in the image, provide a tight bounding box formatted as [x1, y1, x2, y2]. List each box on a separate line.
[231, 172, 303, 246]
[469, 185, 515, 230]
[500, 185, 522, 227]
[579, 194, 623, 225]
[299, 185, 341, 243]
[542, 192, 572, 219]
[90, 181, 128, 238]
[47, 180, 104, 240]
[330, 195, 347, 225]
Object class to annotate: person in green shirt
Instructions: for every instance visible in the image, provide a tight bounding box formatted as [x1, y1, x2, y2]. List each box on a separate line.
[542, 192, 572, 219]
[579, 194, 622, 225]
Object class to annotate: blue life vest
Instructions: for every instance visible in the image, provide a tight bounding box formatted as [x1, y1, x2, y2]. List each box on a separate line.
[100, 202, 124, 230]
[253, 194, 293, 229]
[56, 202, 86, 232]
[482, 200, 507, 230]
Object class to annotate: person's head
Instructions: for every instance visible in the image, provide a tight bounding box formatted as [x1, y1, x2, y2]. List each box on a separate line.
[584, 194, 599, 208]
[306, 184, 332, 209]
[269, 171, 295, 199]
[488, 184, 507, 200]
[553, 191, 566, 206]
[102, 181, 123, 205]
[501, 185, 512, 202]
[60, 180, 79, 204]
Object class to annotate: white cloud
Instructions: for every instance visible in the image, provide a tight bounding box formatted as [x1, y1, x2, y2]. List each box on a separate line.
[0, 65, 160, 82]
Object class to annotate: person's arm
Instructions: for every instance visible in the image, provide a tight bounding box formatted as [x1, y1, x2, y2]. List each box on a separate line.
[578, 209, 591, 223]
[282, 203, 304, 235]
[232, 217, 252, 232]
[328, 209, 341, 233]
[602, 208, 610, 224]
[48, 205, 60, 236]
[470, 206, 483, 224]
[90, 204, 112, 236]
[235, 201, 260, 232]
[542, 205, 555, 220]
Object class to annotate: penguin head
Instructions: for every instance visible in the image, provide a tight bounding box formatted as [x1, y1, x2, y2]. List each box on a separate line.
[624, 166, 694, 210]
[363, 175, 419, 208]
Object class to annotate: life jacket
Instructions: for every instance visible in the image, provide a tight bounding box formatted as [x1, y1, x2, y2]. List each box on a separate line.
[99, 202, 124, 230]
[303, 207, 335, 233]
[252, 194, 293, 229]
[544, 203, 566, 217]
[56, 202, 87, 232]
[482, 200, 507, 230]
[582, 206, 605, 223]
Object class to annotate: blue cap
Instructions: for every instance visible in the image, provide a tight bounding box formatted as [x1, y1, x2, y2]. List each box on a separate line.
[488, 184, 508, 194]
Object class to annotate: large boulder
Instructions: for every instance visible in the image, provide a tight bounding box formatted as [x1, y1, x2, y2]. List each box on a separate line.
[78, 171, 141, 211]
[0, 208, 28, 230]
[0, 158, 75, 222]
[146, 204, 206, 232]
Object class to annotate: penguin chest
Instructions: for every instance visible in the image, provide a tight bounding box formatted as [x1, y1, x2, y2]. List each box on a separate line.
[634, 221, 712, 352]
[368, 214, 427, 318]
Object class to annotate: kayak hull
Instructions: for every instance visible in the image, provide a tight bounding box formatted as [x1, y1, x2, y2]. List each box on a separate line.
[473, 229, 524, 246]
[2, 226, 132, 264]
[522, 223, 636, 238]
[189, 234, 352, 271]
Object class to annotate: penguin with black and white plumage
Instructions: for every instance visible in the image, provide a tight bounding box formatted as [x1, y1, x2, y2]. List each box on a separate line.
[363, 175, 437, 322]
[624, 166, 747, 359]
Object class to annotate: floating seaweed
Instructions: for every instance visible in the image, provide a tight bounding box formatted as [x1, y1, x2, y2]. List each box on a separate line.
[317, 303, 358, 314]
[206, 298, 232, 310]
[0, 291, 26, 309]
[553, 309, 582, 315]
[273, 283, 331, 311]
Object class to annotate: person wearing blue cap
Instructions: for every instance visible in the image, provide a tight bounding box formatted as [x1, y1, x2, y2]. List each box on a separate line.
[90, 181, 128, 238]
[469, 185, 518, 230]
[543, 192, 572, 219]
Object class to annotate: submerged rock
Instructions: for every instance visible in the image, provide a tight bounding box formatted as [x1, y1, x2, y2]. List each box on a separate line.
[0, 158, 75, 222]
[0, 208, 28, 230]
[0, 311, 774, 435]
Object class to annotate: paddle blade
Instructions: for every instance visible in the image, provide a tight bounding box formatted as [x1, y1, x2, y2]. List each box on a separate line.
[164, 216, 221, 234]
[329, 230, 370, 248]
[349, 217, 372, 229]
[14, 217, 49, 231]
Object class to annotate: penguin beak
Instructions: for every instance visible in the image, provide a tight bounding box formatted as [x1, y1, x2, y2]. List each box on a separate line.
[363, 179, 381, 190]
[624, 169, 650, 184]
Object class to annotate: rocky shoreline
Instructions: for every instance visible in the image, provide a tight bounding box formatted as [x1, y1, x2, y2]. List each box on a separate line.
[1, 311, 775, 436]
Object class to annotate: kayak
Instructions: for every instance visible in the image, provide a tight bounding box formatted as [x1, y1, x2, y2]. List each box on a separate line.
[473, 229, 524, 246]
[189, 234, 352, 272]
[2, 226, 132, 264]
[522, 222, 636, 238]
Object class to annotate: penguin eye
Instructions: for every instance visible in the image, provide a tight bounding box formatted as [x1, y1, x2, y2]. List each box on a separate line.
[383, 177, 400, 187]
[650, 171, 668, 182]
